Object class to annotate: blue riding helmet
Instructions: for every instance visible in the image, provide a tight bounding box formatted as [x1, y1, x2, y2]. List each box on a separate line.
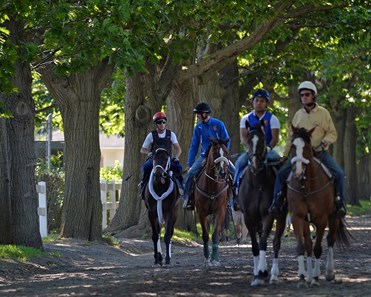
[253, 88, 270, 101]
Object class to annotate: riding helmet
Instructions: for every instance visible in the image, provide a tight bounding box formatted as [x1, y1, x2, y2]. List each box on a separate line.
[193, 102, 211, 114]
[298, 81, 317, 95]
[153, 111, 167, 122]
[253, 88, 270, 101]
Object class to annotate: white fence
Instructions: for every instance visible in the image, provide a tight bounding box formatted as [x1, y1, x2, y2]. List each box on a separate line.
[37, 180, 122, 237]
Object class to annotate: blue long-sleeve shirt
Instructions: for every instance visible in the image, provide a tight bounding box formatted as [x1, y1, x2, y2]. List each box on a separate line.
[187, 117, 230, 167]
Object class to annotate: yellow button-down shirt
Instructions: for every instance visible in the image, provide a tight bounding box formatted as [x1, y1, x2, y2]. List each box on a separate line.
[283, 104, 337, 157]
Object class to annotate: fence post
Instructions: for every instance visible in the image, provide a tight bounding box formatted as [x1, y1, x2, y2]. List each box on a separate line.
[100, 180, 108, 229]
[36, 181, 48, 238]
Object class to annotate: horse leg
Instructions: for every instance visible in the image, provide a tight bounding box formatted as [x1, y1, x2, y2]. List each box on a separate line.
[210, 210, 226, 266]
[291, 215, 308, 287]
[325, 217, 340, 281]
[150, 217, 163, 266]
[303, 222, 313, 284]
[270, 210, 288, 284]
[247, 225, 261, 286]
[309, 221, 326, 286]
[163, 217, 175, 265]
[199, 214, 210, 262]
[255, 215, 274, 285]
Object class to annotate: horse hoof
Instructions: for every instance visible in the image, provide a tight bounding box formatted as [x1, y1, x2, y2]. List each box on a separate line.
[269, 277, 279, 285]
[208, 260, 221, 267]
[325, 271, 335, 281]
[251, 278, 265, 286]
[297, 281, 308, 289]
[310, 279, 320, 287]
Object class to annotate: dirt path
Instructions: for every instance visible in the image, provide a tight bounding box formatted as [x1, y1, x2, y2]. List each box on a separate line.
[1, 215, 370, 296]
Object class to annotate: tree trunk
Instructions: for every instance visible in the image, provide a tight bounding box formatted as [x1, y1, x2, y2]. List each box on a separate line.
[343, 107, 358, 205]
[357, 153, 371, 200]
[0, 112, 12, 244]
[39, 61, 113, 240]
[167, 76, 198, 231]
[0, 18, 42, 248]
[106, 69, 163, 234]
[332, 109, 346, 168]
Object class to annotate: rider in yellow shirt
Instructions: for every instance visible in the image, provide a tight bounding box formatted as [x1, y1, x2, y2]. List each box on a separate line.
[269, 81, 347, 218]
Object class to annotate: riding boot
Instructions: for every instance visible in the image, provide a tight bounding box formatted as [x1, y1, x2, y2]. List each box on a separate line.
[269, 191, 283, 216]
[335, 196, 347, 218]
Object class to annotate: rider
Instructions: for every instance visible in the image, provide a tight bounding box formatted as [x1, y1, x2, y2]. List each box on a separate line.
[233, 88, 281, 198]
[139, 111, 183, 197]
[269, 81, 347, 218]
[182, 102, 233, 209]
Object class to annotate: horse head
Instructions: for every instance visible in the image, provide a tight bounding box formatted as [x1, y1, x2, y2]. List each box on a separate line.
[246, 121, 267, 173]
[290, 125, 315, 180]
[207, 137, 230, 180]
[152, 148, 171, 185]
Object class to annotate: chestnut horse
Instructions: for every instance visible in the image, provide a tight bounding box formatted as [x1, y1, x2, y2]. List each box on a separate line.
[194, 138, 230, 266]
[238, 122, 287, 286]
[287, 126, 351, 286]
[144, 148, 179, 266]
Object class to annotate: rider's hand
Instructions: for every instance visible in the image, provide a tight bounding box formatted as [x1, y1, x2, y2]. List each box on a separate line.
[172, 157, 179, 164]
[280, 156, 288, 164]
[321, 140, 329, 148]
[184, 166, 191, 172]
[147, 152, 153, 158]
[267, 145, 272, 153]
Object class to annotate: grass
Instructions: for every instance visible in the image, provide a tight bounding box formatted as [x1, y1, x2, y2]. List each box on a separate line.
[346, 199, 371, 216]
[0, 245, 45, 261]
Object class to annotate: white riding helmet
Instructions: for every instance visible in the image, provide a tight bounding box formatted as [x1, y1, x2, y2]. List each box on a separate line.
[298, 81, 317, 95]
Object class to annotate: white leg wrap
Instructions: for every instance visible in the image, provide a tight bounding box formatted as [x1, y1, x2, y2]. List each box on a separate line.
[306, 256, 313, 282]
[314, 258, 321, 278]
[258, 250, 267, 272]
[157, 238, 162, 253]
[253, 256, 259, 276]
[298, 255, 306, 276]
[326, 247, 334, 272]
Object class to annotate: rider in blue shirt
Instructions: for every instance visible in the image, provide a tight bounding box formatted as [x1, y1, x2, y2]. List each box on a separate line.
[182, 102, 233, 209]
[233, 89, 281, 198]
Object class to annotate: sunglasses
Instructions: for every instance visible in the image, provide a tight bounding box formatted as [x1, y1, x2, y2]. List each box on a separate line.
[156, 120, 167, 125]
[300, 92, 312, 97]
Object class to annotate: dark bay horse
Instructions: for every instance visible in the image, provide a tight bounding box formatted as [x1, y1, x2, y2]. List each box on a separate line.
[237, 122, 287, 286]
[144, 148, 179, 266]
[194, 138, 230, 266]
[287, 126, 351, 286]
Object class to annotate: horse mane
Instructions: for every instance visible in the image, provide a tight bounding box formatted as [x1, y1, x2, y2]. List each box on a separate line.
[292, 127, 312, 145]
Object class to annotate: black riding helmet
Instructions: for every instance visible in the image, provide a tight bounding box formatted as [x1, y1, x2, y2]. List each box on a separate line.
[193, 102, 212, 114]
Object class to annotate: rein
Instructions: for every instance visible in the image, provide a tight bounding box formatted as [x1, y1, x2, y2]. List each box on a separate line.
[148, 155, 174, 224]
[288, 154, 334, 198]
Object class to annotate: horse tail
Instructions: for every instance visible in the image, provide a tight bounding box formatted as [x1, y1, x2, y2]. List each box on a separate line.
[333, 217, 353, 250]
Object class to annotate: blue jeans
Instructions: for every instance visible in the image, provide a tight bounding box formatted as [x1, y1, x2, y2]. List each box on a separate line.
[272, 151, 345, 202]
[234, 149, 281, 190]
[183, 156, 235, 201]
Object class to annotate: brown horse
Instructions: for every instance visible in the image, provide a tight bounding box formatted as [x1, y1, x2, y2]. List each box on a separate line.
[287, 126, 351, 286]
[144, 148, 179, 266]
[237, 121, 288, 286]
[194, 138, 230, 266]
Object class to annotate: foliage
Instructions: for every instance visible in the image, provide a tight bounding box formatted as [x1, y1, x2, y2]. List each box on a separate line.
[36, 162, 65, 233]
[0, 245, 45, 260]
[347, 199, 371, 216]
[100, 161, 123, 182]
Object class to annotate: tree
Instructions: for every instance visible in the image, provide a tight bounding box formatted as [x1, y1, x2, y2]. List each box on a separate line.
[0, 14, 42, 248]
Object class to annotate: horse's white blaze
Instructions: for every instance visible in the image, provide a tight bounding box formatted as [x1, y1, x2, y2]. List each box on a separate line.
[252, 134, 259, 168]
[293, 137, 305, 177]
[219, 147, 225, 170]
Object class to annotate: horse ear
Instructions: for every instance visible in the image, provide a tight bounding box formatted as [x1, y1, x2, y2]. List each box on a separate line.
[223, 138, 230, 146]
[209, 137, 216, 144]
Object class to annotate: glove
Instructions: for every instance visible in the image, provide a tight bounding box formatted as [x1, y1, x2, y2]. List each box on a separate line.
[147, 152, 153, 158]
[280, 156, 288, 164]
[171, 157, 179, 164]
